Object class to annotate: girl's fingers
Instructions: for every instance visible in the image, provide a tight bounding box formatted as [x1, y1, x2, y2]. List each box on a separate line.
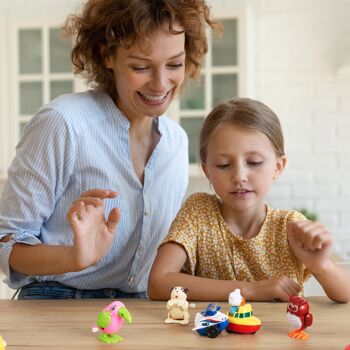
[288, 221, 330, 251]
[302, 227, 322, 250]
[312, 231, 333, 250]
[282, 277, 301, 296]
[288, 220, 312, 231]
[288, 282, 301, 296]
[273, 277, 300, 301]
[303, 225, 330, 251]
[277, 289, 290, 302]
[289, 278, 302, 292]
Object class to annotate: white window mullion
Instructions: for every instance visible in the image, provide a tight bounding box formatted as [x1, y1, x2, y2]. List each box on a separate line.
[205, 27, 212, 112]
[211, 66, 239, 74]
[0, 18, 7, 178]
[13, 26, 20, 144]
[18, 74, 44, 82]
[43, 26, 50, 104]
[179, 110, 207, 117]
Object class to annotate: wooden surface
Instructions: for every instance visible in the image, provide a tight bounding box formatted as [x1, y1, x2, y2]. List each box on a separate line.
[0, 297, 349, 349]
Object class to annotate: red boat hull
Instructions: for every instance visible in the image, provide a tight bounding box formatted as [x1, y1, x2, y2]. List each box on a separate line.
[226, 323, 261, 334]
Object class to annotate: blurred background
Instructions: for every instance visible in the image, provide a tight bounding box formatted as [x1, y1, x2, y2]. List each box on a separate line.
[0, 0, 349, 297]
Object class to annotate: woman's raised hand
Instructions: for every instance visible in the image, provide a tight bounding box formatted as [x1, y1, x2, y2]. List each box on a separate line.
[67, 189, 120, 271]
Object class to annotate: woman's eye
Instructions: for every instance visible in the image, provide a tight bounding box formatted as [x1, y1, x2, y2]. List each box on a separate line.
[132, 66, 148, 71]
[167, 63, 184, 69]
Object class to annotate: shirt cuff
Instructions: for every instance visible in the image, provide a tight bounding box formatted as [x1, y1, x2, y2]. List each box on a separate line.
[0, 233, 42, 279]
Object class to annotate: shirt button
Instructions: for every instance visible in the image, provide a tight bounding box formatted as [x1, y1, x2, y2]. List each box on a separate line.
[139, 245, 144, 251]
[144, 209, 150, 216]
[128, 276, 135, 283]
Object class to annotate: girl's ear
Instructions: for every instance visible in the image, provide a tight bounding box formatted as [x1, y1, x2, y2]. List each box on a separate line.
[201, 162, 209, 180]
[273, 155, 287, 180]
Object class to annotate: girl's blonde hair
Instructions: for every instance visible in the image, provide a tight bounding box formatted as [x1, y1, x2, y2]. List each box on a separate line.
[199, 98, 285, 163]
[64, 0, 220, 100]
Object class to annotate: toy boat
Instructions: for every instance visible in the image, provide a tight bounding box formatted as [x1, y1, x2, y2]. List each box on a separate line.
[226, 303, 261, 334]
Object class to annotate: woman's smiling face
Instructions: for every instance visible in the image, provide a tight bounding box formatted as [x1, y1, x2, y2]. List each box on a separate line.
[105, 22, 185, 121]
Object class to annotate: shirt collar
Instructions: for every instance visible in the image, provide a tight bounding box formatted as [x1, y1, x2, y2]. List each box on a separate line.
[102, 90, 164, 136]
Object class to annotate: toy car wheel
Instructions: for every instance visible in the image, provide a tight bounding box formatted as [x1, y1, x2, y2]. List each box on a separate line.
[207, 326, 219, 338]
[226, 329, 234, 333]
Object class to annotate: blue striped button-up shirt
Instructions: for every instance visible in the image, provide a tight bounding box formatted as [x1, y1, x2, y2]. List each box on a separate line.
[0, 89, 188, 292]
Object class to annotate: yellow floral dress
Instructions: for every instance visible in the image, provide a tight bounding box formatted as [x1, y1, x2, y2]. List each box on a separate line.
[161, 193, 311, 291]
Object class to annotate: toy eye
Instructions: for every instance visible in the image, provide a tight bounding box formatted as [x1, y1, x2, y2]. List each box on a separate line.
[292, 305, 298, 312]
[111, 306, 116, 311]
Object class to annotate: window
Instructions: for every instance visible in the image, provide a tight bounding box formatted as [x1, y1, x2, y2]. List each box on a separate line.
[0, 18, 6, 178]
[169, 9, 249, 176]
[16, 26, 74, 137]
[0, 16, 87, 178]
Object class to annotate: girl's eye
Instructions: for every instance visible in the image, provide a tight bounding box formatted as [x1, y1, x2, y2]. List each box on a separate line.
[247, 161, 263, 166]
[216, 164, 230, 169]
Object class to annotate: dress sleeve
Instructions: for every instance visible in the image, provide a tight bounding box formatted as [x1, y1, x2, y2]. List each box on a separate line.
[160, 194, 202, 275]
[0, 105, 76, 281]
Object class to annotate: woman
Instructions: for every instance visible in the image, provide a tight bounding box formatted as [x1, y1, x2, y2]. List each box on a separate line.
[0, 0, 219, 299]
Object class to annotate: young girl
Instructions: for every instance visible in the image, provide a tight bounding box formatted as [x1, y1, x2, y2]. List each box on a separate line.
[148, 98, 350, 302]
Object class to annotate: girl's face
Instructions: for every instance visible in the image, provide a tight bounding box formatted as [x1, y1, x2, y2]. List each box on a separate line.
[105, 22, 185, 122]
[202, 123, 287, 214]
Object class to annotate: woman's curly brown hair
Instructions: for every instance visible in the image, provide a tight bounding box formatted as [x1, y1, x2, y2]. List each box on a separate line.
[64, 0, 221, 99]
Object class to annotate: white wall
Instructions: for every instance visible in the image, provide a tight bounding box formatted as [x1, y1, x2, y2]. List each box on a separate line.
[191, 0, 350, 261]
[1, 0, 350, 297]
[255, 0, 350, 261]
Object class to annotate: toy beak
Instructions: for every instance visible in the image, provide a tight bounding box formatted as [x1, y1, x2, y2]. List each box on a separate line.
[241, 298, 246, 305]
[118, 306, 133, 324]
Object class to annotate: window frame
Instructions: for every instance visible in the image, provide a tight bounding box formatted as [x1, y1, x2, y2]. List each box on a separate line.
[168, 7, 252, 177]
[0, 16, 7, 179]
[14, 24, 76, 135]
[4, 17, 85, 174]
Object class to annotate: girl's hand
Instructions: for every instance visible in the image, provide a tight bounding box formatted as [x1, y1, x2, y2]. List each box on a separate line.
[67, 189, 120, 271]
[287, 220, 333, 274]
[251, 276, 301, 301]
